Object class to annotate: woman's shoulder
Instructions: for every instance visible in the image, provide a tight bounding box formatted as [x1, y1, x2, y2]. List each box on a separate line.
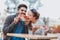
[36, 19, 44, 25]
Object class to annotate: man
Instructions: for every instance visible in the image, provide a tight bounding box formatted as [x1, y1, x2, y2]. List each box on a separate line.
[3, 4, 28, 40]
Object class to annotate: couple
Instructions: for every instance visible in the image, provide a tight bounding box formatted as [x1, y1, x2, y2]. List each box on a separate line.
[3, 4, 45, 40]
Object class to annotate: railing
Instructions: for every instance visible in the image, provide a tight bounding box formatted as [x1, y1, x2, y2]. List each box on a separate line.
[7, 33, 58, 40]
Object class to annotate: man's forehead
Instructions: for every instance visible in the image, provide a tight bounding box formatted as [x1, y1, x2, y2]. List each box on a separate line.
[20, 7, 27, 10]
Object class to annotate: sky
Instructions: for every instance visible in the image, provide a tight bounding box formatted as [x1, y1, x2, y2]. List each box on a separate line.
[39, 0, 60, 18]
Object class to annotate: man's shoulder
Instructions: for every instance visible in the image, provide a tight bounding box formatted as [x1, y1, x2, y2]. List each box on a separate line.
[5, 14, 16, 22]
[6, 14, 16, 19]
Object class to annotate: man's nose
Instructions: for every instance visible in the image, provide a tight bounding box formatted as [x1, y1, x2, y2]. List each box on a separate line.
[23, 11, 26, 13]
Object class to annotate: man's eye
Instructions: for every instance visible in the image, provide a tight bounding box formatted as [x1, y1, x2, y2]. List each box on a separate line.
[25, 10, 26, 12]
[21, 10, 26, 12]
[21, 10, 24, 11]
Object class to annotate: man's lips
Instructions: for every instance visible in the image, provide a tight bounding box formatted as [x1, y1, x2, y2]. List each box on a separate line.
[21, 13, 26, 15]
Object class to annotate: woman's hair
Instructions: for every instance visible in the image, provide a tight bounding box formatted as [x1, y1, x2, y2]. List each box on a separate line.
[30, 9, 40, 19]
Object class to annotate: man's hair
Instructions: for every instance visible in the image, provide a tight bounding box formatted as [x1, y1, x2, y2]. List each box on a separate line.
[30, 9, 40, 19]
[17, 4, 27, 10]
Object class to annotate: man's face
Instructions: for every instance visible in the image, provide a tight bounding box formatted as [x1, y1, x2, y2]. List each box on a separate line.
[18, 7, 27, 17]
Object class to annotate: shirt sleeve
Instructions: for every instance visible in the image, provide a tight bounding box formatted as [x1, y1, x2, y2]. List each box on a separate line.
[34, 27, 45, 35]
[34, 19, 45, 35]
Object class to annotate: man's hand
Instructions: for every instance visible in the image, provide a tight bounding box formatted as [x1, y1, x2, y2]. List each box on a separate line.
[13, 15, 20, 24]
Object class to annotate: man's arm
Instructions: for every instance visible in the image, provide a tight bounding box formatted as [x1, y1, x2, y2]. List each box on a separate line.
[3, 16, 16, 35]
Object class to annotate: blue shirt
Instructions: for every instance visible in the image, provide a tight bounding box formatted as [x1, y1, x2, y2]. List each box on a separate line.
[10, 21, 25, 40]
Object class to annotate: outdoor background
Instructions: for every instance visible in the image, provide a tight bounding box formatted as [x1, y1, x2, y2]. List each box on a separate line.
[0, 0, 60, 40]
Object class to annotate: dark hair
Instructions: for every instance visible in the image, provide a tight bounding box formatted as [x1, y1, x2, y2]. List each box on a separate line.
[30, 9, 40, 19]
[17, 4, 27, 10]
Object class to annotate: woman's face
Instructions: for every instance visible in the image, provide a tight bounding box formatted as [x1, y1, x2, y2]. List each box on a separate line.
[28, 11, 34, 21]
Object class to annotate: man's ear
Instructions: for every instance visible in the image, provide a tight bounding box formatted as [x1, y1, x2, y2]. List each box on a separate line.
[16, 11, 19, 15]
[17, 10, 19, 13]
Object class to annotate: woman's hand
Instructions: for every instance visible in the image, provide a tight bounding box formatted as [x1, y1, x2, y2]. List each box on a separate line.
[32, 25, 40, 33]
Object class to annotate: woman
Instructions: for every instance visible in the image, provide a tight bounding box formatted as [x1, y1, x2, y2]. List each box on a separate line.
[28, 9, 45, 35]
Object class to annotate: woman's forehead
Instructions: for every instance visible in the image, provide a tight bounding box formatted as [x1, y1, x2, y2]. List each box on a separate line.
[28, 11, 33, 14]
